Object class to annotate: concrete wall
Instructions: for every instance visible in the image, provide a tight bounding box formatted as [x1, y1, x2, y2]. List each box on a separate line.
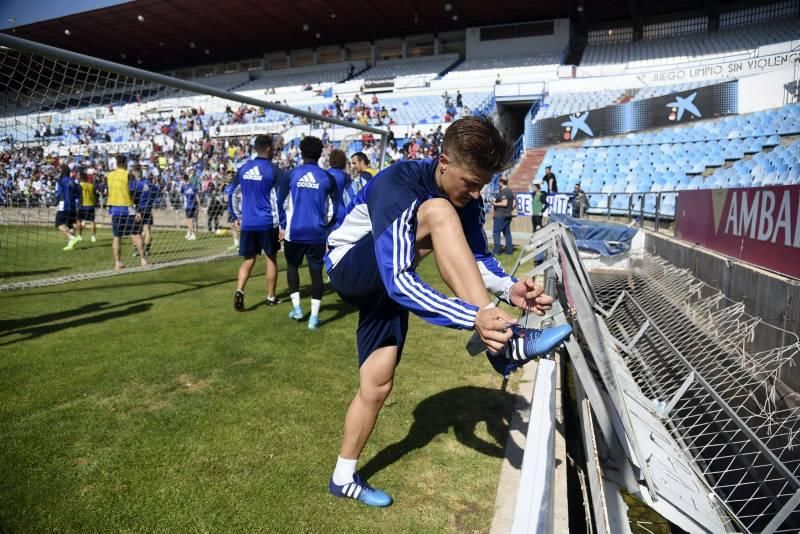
[465, 19, 569, 59]
[644, 231, 800, 392]
[737, 66, 798, 113]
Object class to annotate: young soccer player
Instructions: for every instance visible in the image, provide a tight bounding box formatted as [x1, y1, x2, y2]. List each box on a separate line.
[131, 165, 157, 256]
[277, 136, 337, 329]
[229, 134, 285, 311]
[181, 174, 198, 241]
[107, 155, 147, 272]
[77, 168, 98, 243]
[325, 116, 572, 507]
[54, 164, 81, 250]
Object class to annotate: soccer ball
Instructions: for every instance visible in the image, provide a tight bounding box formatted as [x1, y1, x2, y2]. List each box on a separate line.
[216, 228, 228, 236]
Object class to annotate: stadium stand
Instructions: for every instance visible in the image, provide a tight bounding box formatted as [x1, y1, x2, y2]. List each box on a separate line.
[581, 17, 800, 74]
[527, 104, 800, 216]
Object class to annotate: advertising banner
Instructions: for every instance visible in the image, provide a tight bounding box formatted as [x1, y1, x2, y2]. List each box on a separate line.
[516, 193, 572, 216]
[675, 185, 800, 279]
[212, 123, 285, 138]
[363, 79, 395, 93]
[529, 80, 738, 147]
[516, 193, 533, 216]
[45, 140, 152, 157]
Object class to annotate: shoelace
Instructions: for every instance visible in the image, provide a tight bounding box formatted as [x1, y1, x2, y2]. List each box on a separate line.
[351, 475, 374, 496]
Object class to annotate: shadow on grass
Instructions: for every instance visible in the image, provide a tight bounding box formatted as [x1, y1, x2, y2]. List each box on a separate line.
[3, 267, 68, 279]
[0, 302, 153, 346]
[0, 277, 236, 345]
[359, 385, 527, 480]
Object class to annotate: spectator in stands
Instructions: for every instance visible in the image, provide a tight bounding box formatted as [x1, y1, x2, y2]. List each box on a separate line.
[543, 165, 558, 193]
[495, 73, 502, 85]
[490, 175, 515, 255]
[572, 183, 588, 219]
[350, 152, 377, 182]
[530, 183, 547, 232]
[456, 91, 463, 108]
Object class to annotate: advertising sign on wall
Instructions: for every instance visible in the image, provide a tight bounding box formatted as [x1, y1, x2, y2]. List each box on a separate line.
[675, 185, 800, 279]
[528, 80, 738, 147]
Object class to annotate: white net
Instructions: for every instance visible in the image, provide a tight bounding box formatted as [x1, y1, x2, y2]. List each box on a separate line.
[0, 37, 385, 290]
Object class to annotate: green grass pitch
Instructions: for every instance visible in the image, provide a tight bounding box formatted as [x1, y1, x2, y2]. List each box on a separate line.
[0, 250, 525, 532]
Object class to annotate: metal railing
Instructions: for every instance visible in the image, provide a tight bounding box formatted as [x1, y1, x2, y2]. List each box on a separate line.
[592, 256, 800, 533]
[543, 190, 679, 233]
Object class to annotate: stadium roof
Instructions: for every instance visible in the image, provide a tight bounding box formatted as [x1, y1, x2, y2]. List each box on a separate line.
[3, 0, 754, 71]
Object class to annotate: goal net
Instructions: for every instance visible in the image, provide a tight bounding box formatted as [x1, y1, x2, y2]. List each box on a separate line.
[0, 35, 386, 291]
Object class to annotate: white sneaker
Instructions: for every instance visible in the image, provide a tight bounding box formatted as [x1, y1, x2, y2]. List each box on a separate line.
[187, 234, 197, 241]
[90, 235, 97, 243]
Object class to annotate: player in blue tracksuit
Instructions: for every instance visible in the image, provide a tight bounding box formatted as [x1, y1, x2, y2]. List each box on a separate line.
[55, 164, 82, 250]
[277, 136, 338, 329]
[324, 116, 573, 507]
[180, 175, 199, 240]
[327, 148, 351, 226]
[131, 165, 159, 257]
[228, 134, 286, 311]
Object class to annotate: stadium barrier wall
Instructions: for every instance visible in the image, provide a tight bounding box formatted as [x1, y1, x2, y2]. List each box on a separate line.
[644, 230, 800, 392]
[675, 184, 800, 278]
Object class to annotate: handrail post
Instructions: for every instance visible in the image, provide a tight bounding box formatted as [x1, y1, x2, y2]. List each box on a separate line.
[639, 193, 645, 228]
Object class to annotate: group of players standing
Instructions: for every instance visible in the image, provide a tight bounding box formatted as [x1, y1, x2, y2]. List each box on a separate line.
[54, 155, 211, 272]
[230, 134, 374, 330]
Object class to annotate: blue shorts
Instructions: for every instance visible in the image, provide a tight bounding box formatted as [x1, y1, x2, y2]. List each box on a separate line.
[139, 209, 154, 226]
[78, 207, 95, 222]
[111, 215, 142, 237]
[55, 210, 77, 228]
[239, 228, 280, 257]
[329, 234, 408, 367]
[185, 206, 198, 219]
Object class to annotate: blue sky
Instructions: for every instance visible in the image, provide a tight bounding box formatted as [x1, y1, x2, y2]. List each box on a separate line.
[0, 0, 129, 29]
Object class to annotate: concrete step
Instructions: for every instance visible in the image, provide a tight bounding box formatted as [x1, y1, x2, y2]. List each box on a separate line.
[508, 148, 548, 192]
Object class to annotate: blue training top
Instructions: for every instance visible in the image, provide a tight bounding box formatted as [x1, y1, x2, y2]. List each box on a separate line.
[278, 162, 338, 245]
[228, 157, 285, 231]
[327, 167, 351, 226]
[325, 158, 516, 331]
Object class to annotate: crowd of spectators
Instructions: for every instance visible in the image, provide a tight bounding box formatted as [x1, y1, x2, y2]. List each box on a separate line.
[1, 99, 458, 210]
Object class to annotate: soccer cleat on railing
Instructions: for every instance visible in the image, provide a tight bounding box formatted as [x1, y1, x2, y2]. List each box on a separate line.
[485, 324, 573, 376]
[329, 473, 392, 507]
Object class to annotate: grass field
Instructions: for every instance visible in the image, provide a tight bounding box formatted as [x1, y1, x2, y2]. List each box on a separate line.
[0, 250, 525, 532]
[1, 223, 235, 285]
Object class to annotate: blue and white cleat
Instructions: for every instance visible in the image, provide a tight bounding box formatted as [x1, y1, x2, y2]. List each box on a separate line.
[288, 305, 303, 320]
[308, 315, 320, 330]
[329, 472, 392, 507]
[486, 324, 573, 376]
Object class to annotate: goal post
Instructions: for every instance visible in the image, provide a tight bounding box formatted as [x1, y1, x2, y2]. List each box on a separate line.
[0, 33, 387, 291]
